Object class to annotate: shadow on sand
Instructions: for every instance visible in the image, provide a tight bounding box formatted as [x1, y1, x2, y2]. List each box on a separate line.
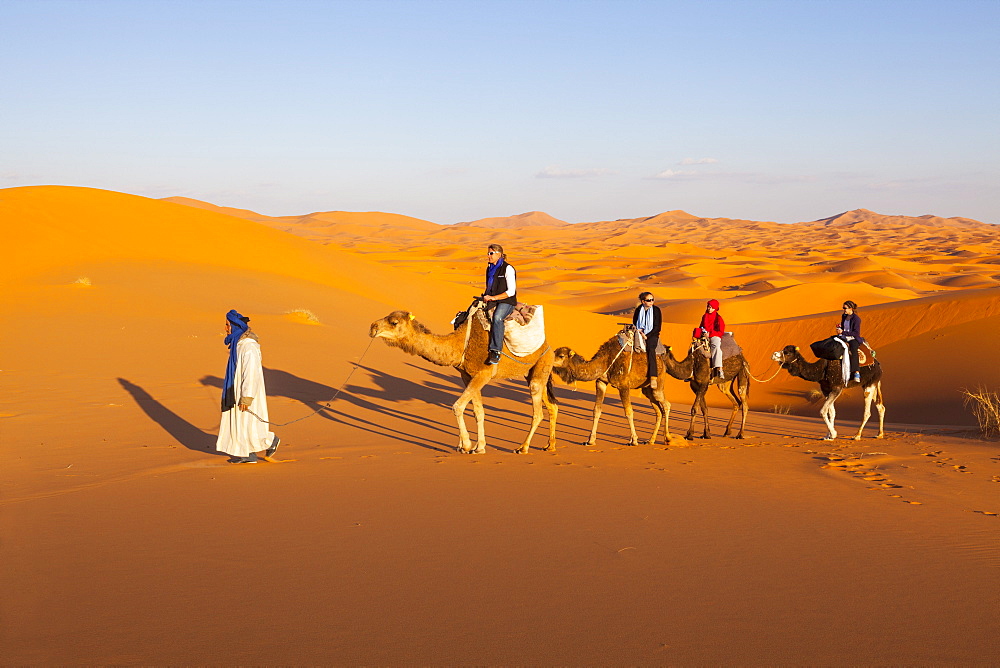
[117, 378, 223, 455]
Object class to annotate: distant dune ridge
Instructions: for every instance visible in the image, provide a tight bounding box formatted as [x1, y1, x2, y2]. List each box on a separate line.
[5, 185, 1000, 664]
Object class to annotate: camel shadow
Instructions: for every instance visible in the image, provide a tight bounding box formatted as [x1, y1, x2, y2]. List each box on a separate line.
[199, 367, 455, 453]
[117, 378, 222, 455]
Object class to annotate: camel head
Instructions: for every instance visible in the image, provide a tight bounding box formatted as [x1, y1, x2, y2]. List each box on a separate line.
[369, 311, 430, 348]
[551, 346, 584, 382]
[771, 345, 800, 367]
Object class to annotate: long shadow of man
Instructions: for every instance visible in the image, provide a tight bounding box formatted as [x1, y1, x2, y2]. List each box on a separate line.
[117, 378, 222, 455]
[200, 367, 458, 453]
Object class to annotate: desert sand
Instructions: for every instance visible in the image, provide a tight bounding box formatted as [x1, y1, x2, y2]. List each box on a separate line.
[3, 186, 999, 664]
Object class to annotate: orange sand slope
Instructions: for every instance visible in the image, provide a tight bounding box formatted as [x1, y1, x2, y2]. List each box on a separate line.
[164, 192, 1000, 423]
[4, 186, 1000, 664]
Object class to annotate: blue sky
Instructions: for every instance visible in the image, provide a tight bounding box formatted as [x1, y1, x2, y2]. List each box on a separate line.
[2, 0, 998, 223]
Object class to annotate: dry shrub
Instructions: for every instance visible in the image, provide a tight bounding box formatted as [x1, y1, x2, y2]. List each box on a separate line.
[805, 389, 824, 403]
[285, 309, 320, 324]
[960, 386, 1000, 438]
[770, 404, 791, 415]
[73, 277, 92, 286]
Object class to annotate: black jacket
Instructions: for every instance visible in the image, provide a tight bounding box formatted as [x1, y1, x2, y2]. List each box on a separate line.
[632, 304, 661, 337]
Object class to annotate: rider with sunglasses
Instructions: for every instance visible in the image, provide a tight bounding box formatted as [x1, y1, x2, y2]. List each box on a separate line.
[482, 243, 518, 365]
[632, 292, 662, 388]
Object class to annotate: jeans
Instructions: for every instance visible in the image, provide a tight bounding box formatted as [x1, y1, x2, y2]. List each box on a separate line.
[488, 302, 514, 353]
[709, 336, 723, 368]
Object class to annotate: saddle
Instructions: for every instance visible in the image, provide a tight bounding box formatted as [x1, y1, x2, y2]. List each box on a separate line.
[474, 303, 547, 356]
[617, 327, 665, 356]
[695, 332, 742, 360]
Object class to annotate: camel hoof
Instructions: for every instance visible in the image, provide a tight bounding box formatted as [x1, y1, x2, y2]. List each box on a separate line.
[734, 434, 745, 440]
[457, 447, 472, 454]
[699, 435, 711, 440]
[544, 445, 556, 452]
[471, 447, 486, 454]
[852, 435, 862, 441]
[876, 433, 885, 439]
[515, 446, 529, 455]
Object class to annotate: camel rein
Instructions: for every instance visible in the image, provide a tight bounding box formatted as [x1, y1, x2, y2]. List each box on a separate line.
[242, 337, 376, 427]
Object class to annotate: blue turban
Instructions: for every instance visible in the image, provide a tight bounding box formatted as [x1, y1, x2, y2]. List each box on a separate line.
[221, 309, 250, 411]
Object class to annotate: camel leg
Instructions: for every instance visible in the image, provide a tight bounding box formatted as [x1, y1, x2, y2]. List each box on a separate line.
[735, 372, 749, 439]
[819, 389, 841, 440]
[542, 378, 559, 451]
[639, 386, 663, 445]
[717, 381, 740, 438]
[685, 389, 700, 440]
[515, 372, 550, 454]
[586, 379, 609, 446]
[698, 390, 712, 439]
[620, 386, 639, 446]
[453, 372, 491, 453]
[469, 392, 487, 453]
[874, 383, 886, 438]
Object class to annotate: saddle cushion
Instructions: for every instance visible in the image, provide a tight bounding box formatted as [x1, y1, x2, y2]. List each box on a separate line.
[475, 304, 547, 357]
[617, 328, 665, 356]
[697, 332, 742, 360]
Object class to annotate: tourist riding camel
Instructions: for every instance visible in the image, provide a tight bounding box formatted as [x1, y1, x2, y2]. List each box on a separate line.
[697, 299, 726, 379]
[552, 329, 671, 447]
[662, 331, 750, 440]
[836, 300, 864, 383]
[369, 304, 557, 454]
[772, 344, 885, 440]
[631, 291, 662, 389]
[482, 243, 517, 365]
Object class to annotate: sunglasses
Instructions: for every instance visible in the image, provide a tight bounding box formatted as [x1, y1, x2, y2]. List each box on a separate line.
[642, 299, 654, 302]
[487, 251, 499, 255]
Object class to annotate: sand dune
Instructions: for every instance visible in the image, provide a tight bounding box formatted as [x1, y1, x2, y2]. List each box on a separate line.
[4, 186, 1000, 664]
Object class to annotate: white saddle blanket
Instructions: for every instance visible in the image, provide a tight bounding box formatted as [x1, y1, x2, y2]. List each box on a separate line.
[478, 305, 547, 357]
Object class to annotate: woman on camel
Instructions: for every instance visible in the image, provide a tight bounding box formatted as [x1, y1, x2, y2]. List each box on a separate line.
[836, 300, 864, 383]
[632, 291, 662, 388]
[697, 298, 726, 379]
[481, 243, 518, 365]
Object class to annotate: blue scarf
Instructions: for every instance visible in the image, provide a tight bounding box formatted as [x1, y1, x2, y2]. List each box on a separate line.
[221, 309, 249, 411]
[486, 259, 506, 293]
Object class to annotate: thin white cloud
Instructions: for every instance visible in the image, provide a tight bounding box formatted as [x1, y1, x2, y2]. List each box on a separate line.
[535, 166, 615, 179]
[650, 169, 696, 179]
[679, 157, 719, 165]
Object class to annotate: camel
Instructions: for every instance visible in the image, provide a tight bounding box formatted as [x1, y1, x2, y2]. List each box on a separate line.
[369, 307, 557, 454]
[661, 337, 750, 440]
[771, 345, 885, 441]
[552, 335, 671, 446]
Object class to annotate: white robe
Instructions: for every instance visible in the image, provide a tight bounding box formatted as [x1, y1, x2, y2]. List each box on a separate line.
[216, 337, 275, 457]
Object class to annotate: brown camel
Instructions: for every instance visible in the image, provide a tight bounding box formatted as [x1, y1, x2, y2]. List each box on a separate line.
[771, 345, 885, 440]
[369, 308, 557, 454]
[661, 338, 750, 440]
[552, 335, 671, 446]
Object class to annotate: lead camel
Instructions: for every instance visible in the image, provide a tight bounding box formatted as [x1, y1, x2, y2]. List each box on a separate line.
[369, 309, 558, 454]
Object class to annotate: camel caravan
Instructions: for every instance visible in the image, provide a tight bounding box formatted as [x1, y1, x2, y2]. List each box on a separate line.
[369, 247, 885, 453]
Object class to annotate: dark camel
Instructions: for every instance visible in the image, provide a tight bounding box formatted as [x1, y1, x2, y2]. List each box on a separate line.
[661, 337, 750, 440]
[369, 308, 557, 454]
[771, 345, 885, 440]
[552, 335, 670, 446]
